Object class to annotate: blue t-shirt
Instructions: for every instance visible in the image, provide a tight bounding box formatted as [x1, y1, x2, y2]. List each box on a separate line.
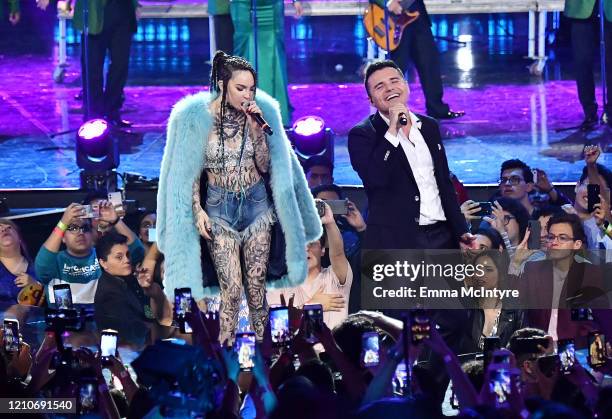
[0, 260, 37, 304]
[34, 239, 145, 305]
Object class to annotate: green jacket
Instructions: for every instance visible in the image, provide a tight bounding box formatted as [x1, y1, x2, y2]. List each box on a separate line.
[73, 0, 139, 35]
[564, 0, 612, 21]
[208, 0, 229, 15]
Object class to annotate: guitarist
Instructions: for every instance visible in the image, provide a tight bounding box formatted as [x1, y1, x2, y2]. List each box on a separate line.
[381, 0, 464, 119]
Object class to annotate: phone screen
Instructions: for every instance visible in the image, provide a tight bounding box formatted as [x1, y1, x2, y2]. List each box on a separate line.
[571, 308, 593, 321]
[53, 284, 73, 309]
[587, 184, 601, 213]
[492, 353, 511, 365]
[148, 228, 157, 242]
[100, 331, 118, 359]
[490, 369, 511, 404]
[270, 307, 290, 346]
[361, 332, 380, 367]
[410, 310, 430, 344]
[558, 339, 575, 374]
[483, 336, 501, 370]
[236, 333, 256, 371]
[79, 382, 98, 413]
[588, 332, 607, 368]
[3, 320, 19, 353]
[393, 361, 407, 395]
[174, 288, 192, 334]
[304, 304, 323, 343]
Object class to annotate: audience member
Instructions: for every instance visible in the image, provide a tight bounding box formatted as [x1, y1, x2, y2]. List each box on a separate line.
[137, 212, 157, 253]
[303, 155, 334, 189]
[482, 197, 529, 256]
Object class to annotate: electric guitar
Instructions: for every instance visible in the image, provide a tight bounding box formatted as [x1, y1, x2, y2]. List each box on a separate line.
[363, 0, 420, 51]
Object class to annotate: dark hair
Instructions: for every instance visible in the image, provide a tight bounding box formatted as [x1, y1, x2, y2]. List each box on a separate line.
[507, 327, 546, 360]
[209, 51, 257, 169]
[579, 163, 612, 189]
[303, 155, 334, 175]
[0, 218, 31, 262]
[546, 213, 587, 246]
[363, 60, 404, 96]
[496, 197, 530, 242]
[82, 190, 109, 205]
[311, 184, 343, 200]
[475, 227, 504, 250]
[96, 230, 128, 262]
[532, 205, 565, 221]
[296, 359, 335, 395]
[332, 315, 377, 369]
[473, 250, 510, 288]
[461, 360, 484, 393]
[500, 159, 533, 183]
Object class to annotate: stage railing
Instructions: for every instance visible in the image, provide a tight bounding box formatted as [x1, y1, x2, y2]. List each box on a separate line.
[53, 0, 565, 81]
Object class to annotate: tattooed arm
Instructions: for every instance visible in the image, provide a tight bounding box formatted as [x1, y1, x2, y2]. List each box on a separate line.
[253, 130, 270, 173]
[193, 176, 212, 240]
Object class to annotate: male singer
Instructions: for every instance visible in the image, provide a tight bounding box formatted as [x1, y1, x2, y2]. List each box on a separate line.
[348, 60, 472, 250]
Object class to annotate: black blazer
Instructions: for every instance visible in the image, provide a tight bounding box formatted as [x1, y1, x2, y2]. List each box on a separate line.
[348, 112, 467, 249]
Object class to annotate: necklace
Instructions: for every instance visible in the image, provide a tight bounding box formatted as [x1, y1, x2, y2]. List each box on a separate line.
[0, 255, 27, 275]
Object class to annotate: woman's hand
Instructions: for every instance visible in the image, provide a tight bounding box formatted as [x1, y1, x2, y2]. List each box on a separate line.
[195, 210, 212, 241]
[243, 101, 265, 136]
[461, 200, 482, 221]
[14, 273, 38, 288]
[483, 201, 506, 235]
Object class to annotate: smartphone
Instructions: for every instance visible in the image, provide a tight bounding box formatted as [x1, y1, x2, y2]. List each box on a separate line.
[514, 337, 549, 354]
[100, 329, 118, 366]
[473, 202, 493, 218]
[392, 361, 407, 395]
[78, 380, 98, 414]
[558, 339, 575, 374]
[3, 319, 20, 353]
[483, 336, 501, 371]
[588, 332, 608, 368]
[588, 184, 601, 213]
[316, 200, 326, 217]
[361, 332, 380, 368]
[269, 306, 290, 347]
[489, 368, 511, 404]
[79, 204, 100, 219]
[528, 219, 541, 250]
[324, 199, 349, 216]
[303, 304, 323, 343]
[571, 308, 593, 321]
[492, 352, 511, 365]
[235, 332, 256, 371]
[409, 309, 430, 344]
[174, 288, 192, 334]
[108, 192, 125, 216]
[148, 227, 157, 242]
[53, 283, 73, 309]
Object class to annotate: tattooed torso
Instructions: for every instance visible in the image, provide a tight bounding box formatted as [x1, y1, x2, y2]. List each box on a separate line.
[205, 105, 269, 191]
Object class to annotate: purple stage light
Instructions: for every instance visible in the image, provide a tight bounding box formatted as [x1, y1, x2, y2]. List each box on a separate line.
[76, 119, 119, 172]
[77, 119, 109, 141]
[292, 116, 327, 157]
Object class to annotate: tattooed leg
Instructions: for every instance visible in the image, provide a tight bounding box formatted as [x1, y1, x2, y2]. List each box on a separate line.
[207, 224, 242, 345]
[241, 222, 272, 341]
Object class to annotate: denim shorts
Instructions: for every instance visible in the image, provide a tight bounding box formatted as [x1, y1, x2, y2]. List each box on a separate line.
[205, 179, 272, 233]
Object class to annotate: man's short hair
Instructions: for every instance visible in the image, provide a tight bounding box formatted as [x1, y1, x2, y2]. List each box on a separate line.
[82, 190, 109, 205]
[507, 327, 546, 361]
[500, 159, 533, 184]
[96, 230, 128, 261]
[546, 213, 586, 245]
[496, 197, 530, 242]
[311, 184, 344, 200]
[579, 163, 612, 189]
[332, 315, 377, 369]
[302, 155, 334, 175]
[531, 205, 565, 221]
[363, 60, 403, 96]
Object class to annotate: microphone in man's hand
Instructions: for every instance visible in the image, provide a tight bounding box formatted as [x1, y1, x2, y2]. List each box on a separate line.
[242, 101, 274, 136]
[399, 112, 408, 126]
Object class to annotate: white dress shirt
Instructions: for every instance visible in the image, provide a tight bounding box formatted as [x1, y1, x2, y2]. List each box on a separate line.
[380, 111, 446, 225]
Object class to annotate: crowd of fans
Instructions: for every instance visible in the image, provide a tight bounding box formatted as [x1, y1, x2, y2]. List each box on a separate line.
[0, 145, 611, 418]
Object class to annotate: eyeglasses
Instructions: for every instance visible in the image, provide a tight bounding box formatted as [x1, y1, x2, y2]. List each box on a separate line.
[501, 215, 516, 226]
[545, 234, 576, 244]
[499, 176, 525, 186]
[66, 224, 92, 233]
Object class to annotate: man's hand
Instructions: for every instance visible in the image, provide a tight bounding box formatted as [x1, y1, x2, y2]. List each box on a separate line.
[342, 200, 366, 232]
[483, 201, 506, 235]
[60, 203, 85, 226]
[584, 144, 601, 166]
[136, 266, 160, 297]
[307, 285, 345, 312]
[593, 195, 611, 227]
[386, 0, 403, 15]
[98, 200, 119, 224]
[317, 200, 335, 226]
[293, 1, 303, 18]
[387, 102, 409, 136]
[460, 200, 482, 221]
[534, 168, 553, 192]
[9, 11, 20, 25]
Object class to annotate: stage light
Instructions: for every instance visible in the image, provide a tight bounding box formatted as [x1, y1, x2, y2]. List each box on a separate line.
[289, 116, 334, 164]
[76, 119, 120, 191]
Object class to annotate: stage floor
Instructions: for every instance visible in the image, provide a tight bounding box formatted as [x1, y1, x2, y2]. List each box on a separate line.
[0, 13, 610, 188]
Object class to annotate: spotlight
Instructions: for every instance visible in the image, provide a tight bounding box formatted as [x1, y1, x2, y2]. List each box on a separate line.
[288, 116, 334, 164]
[76, 119, 120, 191]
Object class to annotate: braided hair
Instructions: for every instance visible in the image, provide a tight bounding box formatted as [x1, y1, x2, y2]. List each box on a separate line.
[209, 51, 257, 164]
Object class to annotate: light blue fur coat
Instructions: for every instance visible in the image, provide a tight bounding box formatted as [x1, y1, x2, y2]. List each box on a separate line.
[157, 90, 322, 300]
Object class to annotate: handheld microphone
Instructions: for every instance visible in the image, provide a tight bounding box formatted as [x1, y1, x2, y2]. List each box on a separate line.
[242, 102, 274, 136]
[399, 112, 408, 126]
